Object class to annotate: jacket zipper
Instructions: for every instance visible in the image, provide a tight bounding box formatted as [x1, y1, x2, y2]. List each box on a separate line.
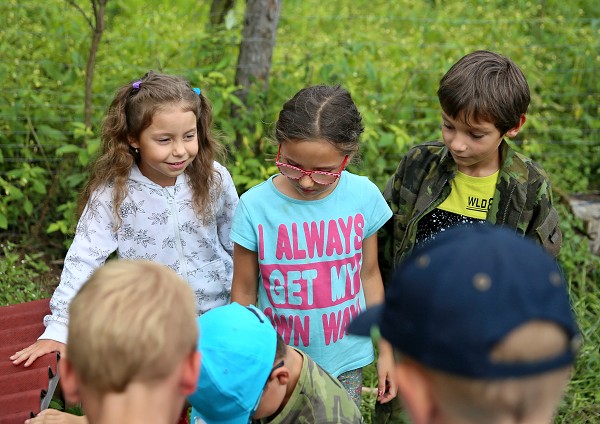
[399, 177, 449, 256]
[164, 187, 188, 278]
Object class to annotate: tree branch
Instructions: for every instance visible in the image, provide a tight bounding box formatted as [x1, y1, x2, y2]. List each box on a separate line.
[66, 0, 94, 30]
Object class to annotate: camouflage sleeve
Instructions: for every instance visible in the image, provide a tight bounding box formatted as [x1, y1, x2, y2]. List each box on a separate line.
[378, 144, 445, 280]
[526, 171, 562, 258]
[378, 157, 407, 287]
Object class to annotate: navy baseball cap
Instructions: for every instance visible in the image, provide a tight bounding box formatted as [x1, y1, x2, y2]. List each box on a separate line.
[188, 303, 277, 424]
[349, 225, 580, 378]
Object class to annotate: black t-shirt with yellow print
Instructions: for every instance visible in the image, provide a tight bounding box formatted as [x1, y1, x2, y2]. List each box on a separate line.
[416, 170, 499, 246]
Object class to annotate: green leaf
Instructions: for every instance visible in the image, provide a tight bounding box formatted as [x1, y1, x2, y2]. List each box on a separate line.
[56, 144, 82, 156]
[23, 199, 33, 215]
[49, 398, 64, 411]
[32, 180, 47, 194]
[228, 94, 244, 107]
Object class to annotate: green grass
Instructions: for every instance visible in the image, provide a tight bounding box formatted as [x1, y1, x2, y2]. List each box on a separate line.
[1, 1, 598, 422]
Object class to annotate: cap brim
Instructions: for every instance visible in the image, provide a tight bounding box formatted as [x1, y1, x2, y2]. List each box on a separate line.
[348, 304, 384, 337]
[191, 406, 251, 424]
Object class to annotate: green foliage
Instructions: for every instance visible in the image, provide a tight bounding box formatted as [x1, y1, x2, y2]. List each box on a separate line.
[45, 122, 100, 239]
[48, 398, 85, 416]
[0, 242, 52, 306]
[2, 0, 597, 223]
[553, 205, 600, 422]
[0, 0, 598, 422]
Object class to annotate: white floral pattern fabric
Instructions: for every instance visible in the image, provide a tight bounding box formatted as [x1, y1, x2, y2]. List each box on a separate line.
[41, 163, 238, 343]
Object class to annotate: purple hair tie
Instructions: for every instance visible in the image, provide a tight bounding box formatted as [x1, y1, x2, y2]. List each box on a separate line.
[132, 80, 142, 90]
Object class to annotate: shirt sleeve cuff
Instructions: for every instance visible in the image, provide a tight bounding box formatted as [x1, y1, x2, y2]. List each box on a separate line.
[38, 322, 68, 344]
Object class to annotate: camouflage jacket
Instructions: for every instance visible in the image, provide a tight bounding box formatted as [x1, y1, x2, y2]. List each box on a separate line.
[381, 140, 562, 270]
[255, 348, 364, 424]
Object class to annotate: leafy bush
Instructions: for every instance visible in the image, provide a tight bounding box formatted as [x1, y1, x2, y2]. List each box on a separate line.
[0, 242, 53, 306]
[0, 0, 598, 422]
[553, 205, 600, 422]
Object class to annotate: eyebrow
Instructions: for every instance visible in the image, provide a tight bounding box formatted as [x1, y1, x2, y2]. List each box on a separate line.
[151, 127, 197, 136]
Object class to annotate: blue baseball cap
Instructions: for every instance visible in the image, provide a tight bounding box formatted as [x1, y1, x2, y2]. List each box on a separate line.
[187, 303, 277, 424]
[349, 225, 580, 378]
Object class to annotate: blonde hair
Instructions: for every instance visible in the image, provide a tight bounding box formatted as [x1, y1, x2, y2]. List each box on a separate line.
[426, 321, 572, 423]
[67, 260, 198, 394]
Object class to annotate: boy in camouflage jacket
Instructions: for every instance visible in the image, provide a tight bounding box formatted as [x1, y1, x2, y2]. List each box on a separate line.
[376, 50, 562, 424]
[383, 50, 561, 269]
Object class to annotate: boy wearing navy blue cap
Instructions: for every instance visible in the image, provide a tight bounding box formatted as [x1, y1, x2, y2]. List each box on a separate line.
[351, 225, 579, 424]
[189, 303, 364, 424]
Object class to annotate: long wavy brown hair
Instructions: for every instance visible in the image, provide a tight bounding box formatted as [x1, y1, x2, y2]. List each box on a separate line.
[78, 71, 224, 226]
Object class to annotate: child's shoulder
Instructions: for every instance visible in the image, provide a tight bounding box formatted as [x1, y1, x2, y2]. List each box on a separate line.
[396, 141, 447, 173]
[343, 170, 377, 185]
[408, 141, 446, 157]
[212, 160, 229, 174]
[503, 146, 553, 184]
[341, 171, 386, 195]
[238, 177, 274, 200]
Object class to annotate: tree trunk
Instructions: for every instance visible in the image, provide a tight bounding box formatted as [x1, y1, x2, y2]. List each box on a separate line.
[208, 0, 235, 27]
[233, 0, 282, 149]
[84, 0, 107, 129]
[67, 0, 108, 130]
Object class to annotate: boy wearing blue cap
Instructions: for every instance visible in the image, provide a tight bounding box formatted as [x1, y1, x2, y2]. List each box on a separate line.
[189, 303, 364, 424]
[351, 225, 579, 424]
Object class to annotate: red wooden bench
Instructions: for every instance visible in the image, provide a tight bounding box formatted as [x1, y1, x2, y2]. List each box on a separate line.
[0, 299, 59, 424]
[0, 299, 190, 424]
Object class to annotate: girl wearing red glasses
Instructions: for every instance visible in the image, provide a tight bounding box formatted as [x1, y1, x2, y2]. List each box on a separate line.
[231, 85, 396, 410]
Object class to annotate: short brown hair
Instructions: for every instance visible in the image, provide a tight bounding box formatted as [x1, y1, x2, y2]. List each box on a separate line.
[437, 50, 530, 134]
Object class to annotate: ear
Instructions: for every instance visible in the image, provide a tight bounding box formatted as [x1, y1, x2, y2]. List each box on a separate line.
[347, 152, 356, 164]
[394, 361, 436, 424]
[273, 366, 290, 386]
[504, 114, 526, 139]
[128, 136, 140, 149]
[59, 357, 83, 404]
[180, 350, 201, 396]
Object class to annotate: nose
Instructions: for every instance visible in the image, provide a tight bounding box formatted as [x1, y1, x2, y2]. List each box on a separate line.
[449, 133, 467, 153]
[172, 139, 185, 156]
[298, 174, 315, 188]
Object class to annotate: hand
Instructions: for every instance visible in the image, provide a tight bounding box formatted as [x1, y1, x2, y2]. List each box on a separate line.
[376, 339, 397, 404]
[10, 340, 65, 367]
[24, 409, 87, 424]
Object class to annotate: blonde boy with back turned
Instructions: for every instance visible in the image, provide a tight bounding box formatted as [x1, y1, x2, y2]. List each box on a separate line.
[57, 260, 200, 424]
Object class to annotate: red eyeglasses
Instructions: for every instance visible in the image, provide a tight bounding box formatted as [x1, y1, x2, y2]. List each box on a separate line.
[275, 145, 349, 185]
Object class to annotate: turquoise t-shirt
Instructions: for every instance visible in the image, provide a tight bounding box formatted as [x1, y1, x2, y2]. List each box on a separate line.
[231, 172, 392, 376]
